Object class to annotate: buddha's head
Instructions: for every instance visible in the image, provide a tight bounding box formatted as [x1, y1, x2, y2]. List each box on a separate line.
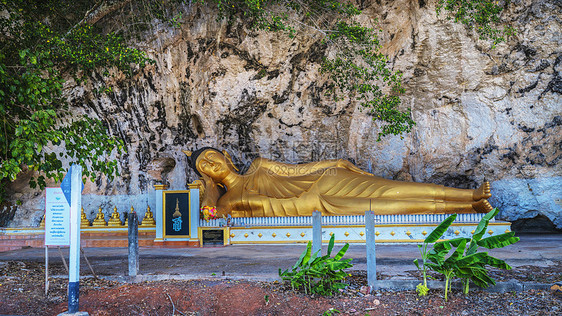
[185, 147, 239, 183]
[196, 149, 231, 181]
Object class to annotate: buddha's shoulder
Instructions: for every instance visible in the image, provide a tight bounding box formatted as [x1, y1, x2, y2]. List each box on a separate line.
[248, 157, 276, 169]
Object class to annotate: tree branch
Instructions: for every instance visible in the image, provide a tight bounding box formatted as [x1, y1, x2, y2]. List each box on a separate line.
[69, 0, 133, 33]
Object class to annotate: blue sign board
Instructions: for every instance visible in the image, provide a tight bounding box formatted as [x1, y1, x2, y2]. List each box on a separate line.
[60, 165, 84, 206]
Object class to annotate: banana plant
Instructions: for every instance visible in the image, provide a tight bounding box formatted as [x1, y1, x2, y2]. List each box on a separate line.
[457, 208, 520, 293]
[425, 208, 520, 300]
[279, 234, 353, 296]
[413, 213, 457, 295]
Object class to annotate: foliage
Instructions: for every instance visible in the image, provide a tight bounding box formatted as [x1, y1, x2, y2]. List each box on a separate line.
[416, 282, 429, 296]
[453, 208, 519, 294]
[436, 0, 516, 47]
[321, 21, 414, 140]
[415, 208, 519, 301]
[0, 0, 154, 203]
[279, 234, 353, 296]
[323, 308, 341, 315]
[414, 213, 457, 294]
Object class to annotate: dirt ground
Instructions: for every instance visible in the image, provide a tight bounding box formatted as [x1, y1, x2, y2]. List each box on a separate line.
[1, 260, 561, 315]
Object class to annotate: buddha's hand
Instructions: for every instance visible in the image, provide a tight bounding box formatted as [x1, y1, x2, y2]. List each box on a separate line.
[337, 160, 373, 176]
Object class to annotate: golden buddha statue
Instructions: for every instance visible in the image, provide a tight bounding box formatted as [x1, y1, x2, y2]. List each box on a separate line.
[141, 206, 156, 226]
[80, 208, 91, 227]
[184, 148, 493, 217]
[107, 206, 122, 226]
[92, 207, 107, 226]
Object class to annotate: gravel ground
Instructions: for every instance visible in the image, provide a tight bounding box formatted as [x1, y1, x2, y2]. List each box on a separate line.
[1, 260, 561, 315]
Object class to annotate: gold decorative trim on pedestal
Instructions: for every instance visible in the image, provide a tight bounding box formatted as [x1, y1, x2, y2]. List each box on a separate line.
[375, 231, 380, 236]
[153, 184, 168, 190]
[344, 232, 350, 237]
[258, 233, 263, 238]
[300, 232, 305, 237]
[454, 230, 460, 236]
[406, 231, 411, 236]
[422, 231, 427, 236]
[230, 233, 235, 238]
[488, 230, 494, 235]
[244, 233, 249, 238]
[272, 233, 277, 237]
[286, 233, 291, 237]
[359, 231, 365, 236]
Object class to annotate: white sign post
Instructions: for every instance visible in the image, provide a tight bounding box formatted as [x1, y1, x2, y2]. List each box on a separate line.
[62, 164, 83, 314]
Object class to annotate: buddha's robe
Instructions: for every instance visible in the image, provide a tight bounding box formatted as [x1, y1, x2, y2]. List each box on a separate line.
[216, 158, 460, 217]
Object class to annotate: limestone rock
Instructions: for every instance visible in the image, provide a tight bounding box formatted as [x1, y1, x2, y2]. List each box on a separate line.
[5, 1, 561, 228]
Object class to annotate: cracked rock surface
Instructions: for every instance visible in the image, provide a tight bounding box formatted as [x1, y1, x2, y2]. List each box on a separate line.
[5, 0, 561, 229]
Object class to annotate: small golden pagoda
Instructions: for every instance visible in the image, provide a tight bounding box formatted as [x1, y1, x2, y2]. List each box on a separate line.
[92, 207, 107, 227]
[39, 214, 45, 228]
[141, 206, 156, 226]
[107, 206, 122, 226]
[80, 208, 91, 227]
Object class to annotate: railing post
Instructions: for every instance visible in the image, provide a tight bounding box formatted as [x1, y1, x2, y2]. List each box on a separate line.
[312, 210, 322, 255]
[128, 211, 139, 277]
[365, 210, 377, 291]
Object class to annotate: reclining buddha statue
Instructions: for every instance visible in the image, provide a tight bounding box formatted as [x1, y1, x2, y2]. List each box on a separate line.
[184, 147, 493, 217]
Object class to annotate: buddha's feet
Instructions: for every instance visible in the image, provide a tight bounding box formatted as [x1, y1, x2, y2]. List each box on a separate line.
[473, 199, 493, 213]
[473, 181, 492, 200]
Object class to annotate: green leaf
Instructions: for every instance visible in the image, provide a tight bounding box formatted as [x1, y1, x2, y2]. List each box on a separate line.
[472, 208, 499, 241]
[425, 214, 457, 243]
[333, 243, 349, 261]
[327, 233, 335, 256]
[456, 252, 487, 266]
[477, 232, 520, 249]
[481, 256, 512, 270]
[302, 241, 313, 266]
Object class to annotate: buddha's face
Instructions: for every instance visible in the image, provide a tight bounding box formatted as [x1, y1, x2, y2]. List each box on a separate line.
[196, 149, 231, 182]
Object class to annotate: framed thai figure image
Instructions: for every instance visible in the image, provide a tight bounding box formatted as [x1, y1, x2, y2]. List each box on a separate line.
[163, 190, 190, 238]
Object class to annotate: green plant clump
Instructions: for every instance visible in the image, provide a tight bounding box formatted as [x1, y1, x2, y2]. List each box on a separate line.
[436, 0, 516, 47]
[279, 234, 353, 296]
[414, 208, 519, 301]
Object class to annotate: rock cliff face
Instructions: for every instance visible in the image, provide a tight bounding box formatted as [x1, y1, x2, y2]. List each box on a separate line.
[5, 0, 561, 228]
